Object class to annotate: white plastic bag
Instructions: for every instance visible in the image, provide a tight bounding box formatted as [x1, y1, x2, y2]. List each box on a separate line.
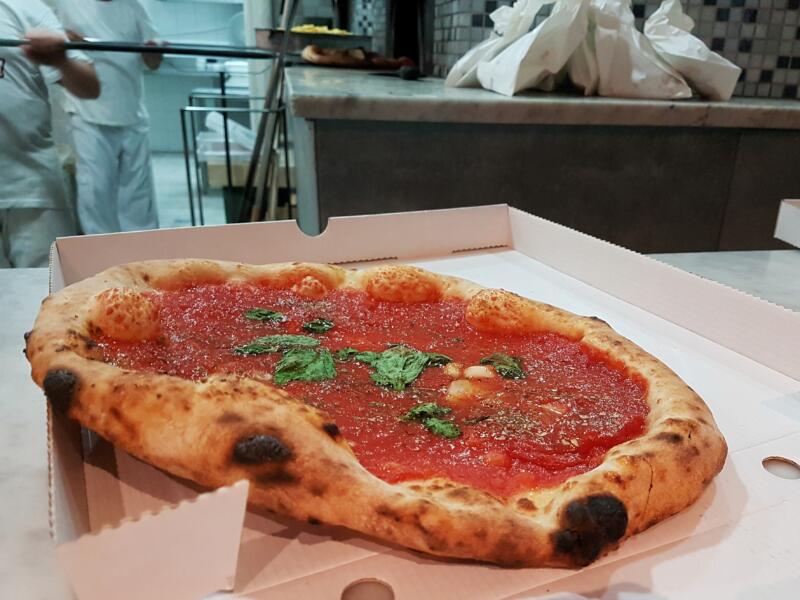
[476, 0, 590, 97]
[644, 0, 741, 101]
[592, 0, 691, 99]
[566, 16, 599, 96]
[444, 0, 544, 88]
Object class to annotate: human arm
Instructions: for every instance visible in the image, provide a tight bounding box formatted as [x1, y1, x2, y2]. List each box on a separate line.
[23, 29, 100, 99]
[142, 40, 163, 70]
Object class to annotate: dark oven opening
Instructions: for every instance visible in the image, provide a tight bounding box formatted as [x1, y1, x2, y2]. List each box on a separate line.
[389, 0, 434, 74]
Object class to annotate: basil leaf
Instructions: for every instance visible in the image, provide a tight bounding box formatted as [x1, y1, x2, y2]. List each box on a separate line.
[234, 334, 319, 355]
[303, 319, 333, 333]
[334, 347, 359, 361]
[423, 418, 461, 439]
[337, 345, 451, 390]
[351, 345, 425, 391]
[245, 308, 286, 322]
[274, 348, 336, 384]
[479, 353, 525, 379]
[302, 318, 334, 333]
[351, 350, 381, 366]
[400, 402, 452, 422]
[425, 352, 452, 367]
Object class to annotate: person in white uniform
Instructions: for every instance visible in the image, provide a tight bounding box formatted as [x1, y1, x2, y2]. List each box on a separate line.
[57, 0, 162, 234]
[0, 0, 99, 268]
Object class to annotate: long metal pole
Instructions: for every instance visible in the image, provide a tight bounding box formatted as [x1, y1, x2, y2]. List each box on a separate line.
[219, 73, 234, 205]
[179, 109, 196, 227]
[0, 38, 278, 60]
[188, 104, 205, 226]
[240, 0, 300, 222]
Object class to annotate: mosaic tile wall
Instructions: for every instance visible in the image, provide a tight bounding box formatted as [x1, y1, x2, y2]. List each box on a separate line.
[351, 0, 376, 35]
[348, 0, 387, 52]
[432, 0, 800, 99]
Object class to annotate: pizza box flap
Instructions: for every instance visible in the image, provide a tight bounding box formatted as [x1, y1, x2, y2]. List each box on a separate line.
[51, 204, 510, 284]
[55, 480, 248, 600]
[45, 205, 800, 599]
[775, 199, 800, 249]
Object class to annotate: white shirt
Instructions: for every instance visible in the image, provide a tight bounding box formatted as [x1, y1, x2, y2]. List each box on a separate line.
[0, 0, 89, 209]
[57, 0, 158, 126]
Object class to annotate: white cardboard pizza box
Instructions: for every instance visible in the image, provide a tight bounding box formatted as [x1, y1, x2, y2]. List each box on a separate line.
[775, 199, 800, 249]
[45, 205, 800, 600]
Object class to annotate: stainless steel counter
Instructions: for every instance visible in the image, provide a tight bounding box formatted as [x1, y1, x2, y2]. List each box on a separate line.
[285, 67, 800, 129]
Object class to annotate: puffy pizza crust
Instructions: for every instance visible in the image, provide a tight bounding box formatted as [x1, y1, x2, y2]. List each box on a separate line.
[26, 260, 727, 568]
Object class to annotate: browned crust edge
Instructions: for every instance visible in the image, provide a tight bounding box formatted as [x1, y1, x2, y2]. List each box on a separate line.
[26, 260, 727, 568]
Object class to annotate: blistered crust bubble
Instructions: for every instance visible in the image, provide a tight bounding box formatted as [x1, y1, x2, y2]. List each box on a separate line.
[466, 289, 536, 333]
[89, 288, 161, 341]
[365, 266, 442, 303]
[466, 289, 584, 339]
[292, 276, 328, 299]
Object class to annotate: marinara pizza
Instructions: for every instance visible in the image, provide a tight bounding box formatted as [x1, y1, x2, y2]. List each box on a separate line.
[26, 261, 727, 567]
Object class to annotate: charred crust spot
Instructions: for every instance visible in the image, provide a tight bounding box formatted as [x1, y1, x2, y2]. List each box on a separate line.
[322, 422, 340, 438]
[80, 335, 99, 350]
[310, 483, 328, 497]
[604, 472, 624, 485]
[375, 504, 402, 522]
[256, 470, 297, 485]
[217, 411, 245, 424]
[24, 330, 32, 342]
[233, 435, 291, 464]
[142, 273, 151, 283]
[655, 432, 683, 444]
[43, 369, 78, 414]
[588, 316, 608, 325]
[553, 495, 628, 567]
[307, 517, 322, 526]
[445, 488, 470, 500]
[516, 498, 536, 511]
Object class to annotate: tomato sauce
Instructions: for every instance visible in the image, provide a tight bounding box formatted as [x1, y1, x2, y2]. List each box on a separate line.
[99, 284, 649, 498]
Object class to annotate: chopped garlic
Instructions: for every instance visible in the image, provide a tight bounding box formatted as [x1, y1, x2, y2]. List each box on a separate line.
[446, 379, 475, 402]
[464, 365, 495, 379]
[443, 362, 463, 378]
[446, 379, 490, 403]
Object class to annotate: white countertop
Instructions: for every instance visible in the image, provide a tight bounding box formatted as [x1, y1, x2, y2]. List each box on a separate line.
[2, 250, 798, 598]
[286, 67, 800, 129]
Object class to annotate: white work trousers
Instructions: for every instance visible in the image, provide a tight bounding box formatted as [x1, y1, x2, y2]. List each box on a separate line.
[71, 116, 159, 234]
[0, 208, 75, 268]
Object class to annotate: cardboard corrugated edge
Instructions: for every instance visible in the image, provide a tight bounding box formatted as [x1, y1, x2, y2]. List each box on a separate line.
[52, 205, 512, 283]
[775, 199, 800, 249]
[55, 480, 249, 600]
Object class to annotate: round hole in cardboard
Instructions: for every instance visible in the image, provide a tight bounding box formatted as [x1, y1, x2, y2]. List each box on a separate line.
[762, 456, 800, 480]
[341, 578, 395, 600]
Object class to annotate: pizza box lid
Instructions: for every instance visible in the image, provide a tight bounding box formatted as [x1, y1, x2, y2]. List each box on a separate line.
[775, 199, 800, 249]
[44, 205, 800, 599]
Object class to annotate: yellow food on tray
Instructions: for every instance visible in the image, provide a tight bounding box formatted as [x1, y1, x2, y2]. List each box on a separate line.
[291, 24, 351, 35]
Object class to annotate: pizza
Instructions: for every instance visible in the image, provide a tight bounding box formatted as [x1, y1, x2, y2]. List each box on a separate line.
[26, 260, 727, 568]
[300, 44, 414, 70]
